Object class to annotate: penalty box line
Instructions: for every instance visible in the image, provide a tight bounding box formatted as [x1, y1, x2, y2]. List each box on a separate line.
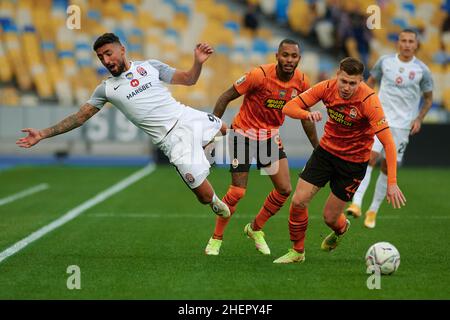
[0, 164, 155, 265]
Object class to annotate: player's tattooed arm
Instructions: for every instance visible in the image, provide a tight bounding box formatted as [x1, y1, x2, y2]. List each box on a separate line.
[41, 104, 100, 139]
[17, 103, 100, 148]
[213, 86, 241, 118]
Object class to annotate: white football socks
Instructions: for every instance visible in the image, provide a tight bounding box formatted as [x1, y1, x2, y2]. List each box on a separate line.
[352, 165, 373, 207]
[369, 172, 388, 213]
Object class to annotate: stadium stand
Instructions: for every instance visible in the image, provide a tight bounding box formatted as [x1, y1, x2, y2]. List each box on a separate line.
[241, 0, 449, 114]
[0, 0, 330, 110]
[0, 0, 448, 117]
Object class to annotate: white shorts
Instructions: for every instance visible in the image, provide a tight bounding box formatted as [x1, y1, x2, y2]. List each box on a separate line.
[372, 127, 410, 163]
[157, 107, 222, 189]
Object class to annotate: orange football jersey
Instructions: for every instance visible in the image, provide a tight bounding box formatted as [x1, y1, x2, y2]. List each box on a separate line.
[232, 63, 310, 140]
[295, 79, 389, 163]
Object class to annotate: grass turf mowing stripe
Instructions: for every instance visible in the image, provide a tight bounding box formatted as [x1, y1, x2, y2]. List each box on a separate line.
[0, 164, 155, 264]
[86, 213, 450, 220]
[0, 183, 49, 206]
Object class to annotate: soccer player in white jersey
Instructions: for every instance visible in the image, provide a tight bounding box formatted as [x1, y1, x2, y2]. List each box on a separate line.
[16, 33, 231, 219]
[346, 29, 434, 228]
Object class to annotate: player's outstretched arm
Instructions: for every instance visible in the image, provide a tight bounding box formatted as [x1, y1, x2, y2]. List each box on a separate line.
[282, 97, 322, 122]
[375, 127, 406, 208]
[213, 86, 241, 118]
[386, 184, 406, 209]
[171, 43, 214, 86]
[16, 103, 99, 148]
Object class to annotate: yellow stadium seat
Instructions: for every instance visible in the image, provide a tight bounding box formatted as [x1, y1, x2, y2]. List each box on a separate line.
[443, 88, 450, 111]
[0, 87, 20, 106]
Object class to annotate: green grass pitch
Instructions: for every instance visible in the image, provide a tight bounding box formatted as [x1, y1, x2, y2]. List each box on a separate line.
[0, 165, 449, 299]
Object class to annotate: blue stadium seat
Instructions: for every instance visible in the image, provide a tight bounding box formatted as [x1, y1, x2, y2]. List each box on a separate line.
[275, 0, 290, 24]
[224, 20, 240, 34]
[252, 38, 269, 54]
[402, 2, 416, 15]
[391, 18, 408, 29]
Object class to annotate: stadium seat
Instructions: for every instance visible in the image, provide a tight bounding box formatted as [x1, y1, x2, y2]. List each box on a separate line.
[0, 41, 13, 82]
[260, 0, 276, 16]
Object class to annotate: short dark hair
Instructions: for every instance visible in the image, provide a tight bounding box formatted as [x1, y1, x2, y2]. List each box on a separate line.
[339, 57, 364, 76]
[278, 39, 300, 51]
[400, 28, 418, 39]
[93, 33, 121, 51]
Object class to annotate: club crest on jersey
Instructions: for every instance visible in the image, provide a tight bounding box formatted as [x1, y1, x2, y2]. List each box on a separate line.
[349, 107, 358, 119]
[291, 89, 297, 99]
[137, 66, 147, 76]
[126, 72, 134, 80]
[130, 79, 140, 87]
[409, 71, 415, 80]
[185, 173, 195, 184]
[279, 90, 286, 98]
[236, 75, 246, 86]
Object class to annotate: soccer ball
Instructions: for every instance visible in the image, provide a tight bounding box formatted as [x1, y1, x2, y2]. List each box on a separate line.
[365, 242, 400, 275]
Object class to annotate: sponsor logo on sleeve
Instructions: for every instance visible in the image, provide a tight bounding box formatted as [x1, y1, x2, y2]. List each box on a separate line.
[376, 118, 387, 126]
[235, 75, 246, 86]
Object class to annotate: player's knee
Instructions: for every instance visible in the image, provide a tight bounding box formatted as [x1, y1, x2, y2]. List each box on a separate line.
[276, 185, 292, 196]
[291, 195, 308, 210]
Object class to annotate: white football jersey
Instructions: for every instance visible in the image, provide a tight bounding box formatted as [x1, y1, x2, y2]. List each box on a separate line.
[87, 59, 186, 144]
[370, 54, 433, 129]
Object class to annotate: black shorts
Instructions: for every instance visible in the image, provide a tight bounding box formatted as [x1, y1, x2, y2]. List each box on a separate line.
[228, 131, 287, 173]
[300, 146, 368, 202]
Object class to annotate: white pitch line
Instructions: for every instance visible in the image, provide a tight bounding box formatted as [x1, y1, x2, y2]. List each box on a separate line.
[0, 164, 155, 264]
[0, 183, 49, 207]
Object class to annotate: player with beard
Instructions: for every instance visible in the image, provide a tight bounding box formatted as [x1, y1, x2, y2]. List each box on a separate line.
[16, 33, 231, 220]
[205, 39, 319, 256]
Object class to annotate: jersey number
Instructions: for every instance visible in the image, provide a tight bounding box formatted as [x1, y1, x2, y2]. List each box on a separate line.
[397, 142, 407, 155]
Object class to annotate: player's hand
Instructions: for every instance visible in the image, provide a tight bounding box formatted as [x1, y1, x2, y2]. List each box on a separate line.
[16, 128, 43, 148]
[307, 111, 322, 122]
[386, 184, 406, 209]
[194, 43, 214, 64]
[410, 118, 421, 135]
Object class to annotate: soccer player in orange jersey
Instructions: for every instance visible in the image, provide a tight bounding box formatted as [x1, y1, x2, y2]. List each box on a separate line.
[273, 57, 406, 264]
[205, 39, 319, 256]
